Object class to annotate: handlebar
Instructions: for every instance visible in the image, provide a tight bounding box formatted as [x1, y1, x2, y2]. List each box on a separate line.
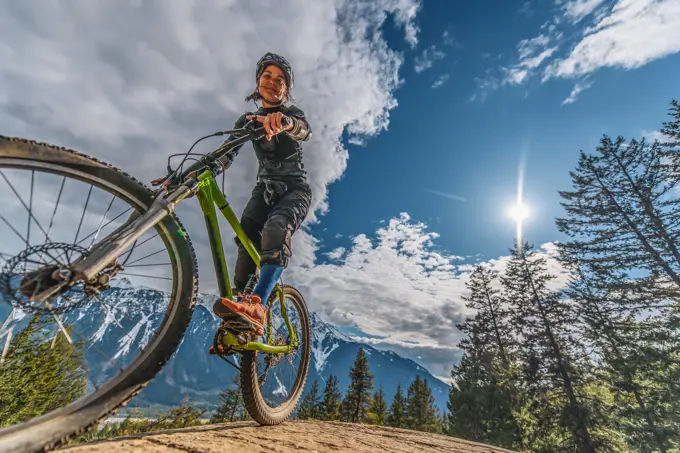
[155, 116, 292, 190]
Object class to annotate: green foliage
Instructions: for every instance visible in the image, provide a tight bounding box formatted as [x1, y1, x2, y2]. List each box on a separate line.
[319, 374, 342, 421]
[405, 376, 438, 433]
[0, 314, 87, 428]
[502, 241, 599, 453]
[387, 383, 407, 428]
[447, 264, 523, 449]
[365, 384, 387, 425]
[446, 347, 521, 448]
[343, 348, 374, 423]
[71, 400, 206, 444]
[210, 375, 249, 424]
[566, 270, 677, 452]
[556, 104, 680, 298]
[297, 379, 321, 420]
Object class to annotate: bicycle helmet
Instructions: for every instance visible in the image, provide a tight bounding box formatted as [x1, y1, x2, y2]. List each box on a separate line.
[256, 52, 294, 89]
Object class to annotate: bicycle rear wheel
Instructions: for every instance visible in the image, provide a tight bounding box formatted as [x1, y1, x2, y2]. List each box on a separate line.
[240, 284, 311, 425]
[0, 136, 197, 452]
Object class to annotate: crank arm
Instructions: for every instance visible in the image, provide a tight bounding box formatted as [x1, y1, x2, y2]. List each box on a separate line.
[70, 183, 195, 281]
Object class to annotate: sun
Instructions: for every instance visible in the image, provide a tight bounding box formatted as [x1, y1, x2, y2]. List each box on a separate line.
[509, 202, 530, 222]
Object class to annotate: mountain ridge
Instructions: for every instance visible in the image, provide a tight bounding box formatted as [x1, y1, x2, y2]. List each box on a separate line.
[0, 278, 452, 414]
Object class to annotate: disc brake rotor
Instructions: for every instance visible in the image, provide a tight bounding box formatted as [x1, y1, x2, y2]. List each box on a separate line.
[0, 243, 98, 314]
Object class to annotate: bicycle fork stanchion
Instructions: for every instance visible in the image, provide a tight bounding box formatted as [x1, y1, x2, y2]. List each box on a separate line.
[69, 183, 196, 285]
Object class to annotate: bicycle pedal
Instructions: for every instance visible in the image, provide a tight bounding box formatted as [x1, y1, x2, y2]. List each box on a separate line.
[221, 317, 257, 333]
[223, 327, 251, 345]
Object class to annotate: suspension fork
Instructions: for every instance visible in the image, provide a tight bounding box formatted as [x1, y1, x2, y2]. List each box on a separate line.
[63, 181, 197, 294]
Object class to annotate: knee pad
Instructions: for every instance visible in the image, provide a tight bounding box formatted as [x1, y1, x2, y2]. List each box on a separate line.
[260, 214, 293, 267]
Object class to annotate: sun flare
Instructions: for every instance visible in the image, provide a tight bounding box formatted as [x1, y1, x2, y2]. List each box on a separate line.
[509, 202, 530, 222]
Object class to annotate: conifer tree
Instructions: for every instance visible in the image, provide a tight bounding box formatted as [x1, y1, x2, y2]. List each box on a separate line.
[446, 265, 523, 449]
[405, 376, 438, 432]
[319, 374, 342, 421]
[0, 314, 87, 427]
[567, 268, 677, 452]
[462, 265, 513, 365]
[446, 329, 521, 449]
[658, 99, 680, 170]
[556, 104, 680, 298]
[210, 375, 247, 423]
[387, 383, 407, 428]
[343, 348, 374, 423]
[297, 379, 321, 420]
[502, 241, 597, 453]
[366, 384, 387, 425]
[339, 397, 351, 422]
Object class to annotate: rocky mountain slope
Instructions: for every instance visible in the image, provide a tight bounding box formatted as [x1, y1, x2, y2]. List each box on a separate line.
[0, 278, 451, 414]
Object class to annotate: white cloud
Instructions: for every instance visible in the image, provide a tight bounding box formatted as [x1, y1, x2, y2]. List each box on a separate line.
[504, 34, 560, 85]
[472, 33, 560, 92]
[641, 129, 667, 143]
[442, 30, 455, 47]
[547, 0, 680, 79]
[560, 0, 607, 23]
[562, 78, 594, 104]
[430, 74, 450, 89]
[0, 0, 421, 294]
[475, 0, 680, 103]
[286, 213, 571, 378]
[326, 247, 347, 261]
[414, 45, 446, 73]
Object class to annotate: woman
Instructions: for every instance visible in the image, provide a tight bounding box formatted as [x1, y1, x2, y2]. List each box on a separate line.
[212, 52, 312, 336]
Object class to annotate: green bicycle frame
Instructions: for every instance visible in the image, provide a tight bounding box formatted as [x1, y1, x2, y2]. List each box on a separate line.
[193, 169, 299, 354]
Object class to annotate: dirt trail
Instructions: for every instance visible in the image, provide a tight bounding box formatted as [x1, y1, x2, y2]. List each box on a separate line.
[61, 420, 516, 453]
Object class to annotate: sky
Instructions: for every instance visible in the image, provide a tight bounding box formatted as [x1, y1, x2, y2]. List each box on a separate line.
[1, 0, 680, 383]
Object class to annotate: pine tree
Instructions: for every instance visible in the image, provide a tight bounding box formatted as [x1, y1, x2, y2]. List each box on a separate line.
[566, 268, 676, 453]
[297, 379, 321, 420]
[446, 265, 523, 449]
[0, 314, 87, 427]
[446, 329, 521, 449]
[319, 374, 342, 421]
[658, 99, 680, 169]
[343, 348, 374, 423]
[339, 397, 352, 422]
[210, 375, 247, 423]
[366, 384, 387, 425]
[502, 241, 598, 453]
[554, 100, 680, 452]
[555, 105, 680, 299]
[387, 383, 407, 428]
[462, 265, 513, 365]
[405, 376, 438, 432]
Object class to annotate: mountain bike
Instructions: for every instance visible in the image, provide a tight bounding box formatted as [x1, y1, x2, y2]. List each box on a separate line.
[0, 120, 311, 452]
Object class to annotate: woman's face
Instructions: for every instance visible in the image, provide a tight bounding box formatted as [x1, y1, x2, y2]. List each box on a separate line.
[258, 64, 287, 104]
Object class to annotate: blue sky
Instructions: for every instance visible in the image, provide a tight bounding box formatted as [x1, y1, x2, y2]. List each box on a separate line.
[315, 0, 680, 264]
[1, 0, 679, 382]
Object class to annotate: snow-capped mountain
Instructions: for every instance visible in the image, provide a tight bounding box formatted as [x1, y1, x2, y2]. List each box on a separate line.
[0, 278, 451, 413]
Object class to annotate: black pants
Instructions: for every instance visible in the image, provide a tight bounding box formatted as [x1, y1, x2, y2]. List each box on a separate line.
[233, 179, 312, 290]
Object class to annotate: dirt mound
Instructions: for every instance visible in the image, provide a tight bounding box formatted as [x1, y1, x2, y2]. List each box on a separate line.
[61, 420, 516, 452]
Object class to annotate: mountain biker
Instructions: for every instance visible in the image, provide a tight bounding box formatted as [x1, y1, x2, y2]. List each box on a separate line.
[211, 52, 312, 336]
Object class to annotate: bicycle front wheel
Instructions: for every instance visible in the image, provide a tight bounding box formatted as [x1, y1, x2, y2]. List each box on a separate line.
[0, 136, 198, 452]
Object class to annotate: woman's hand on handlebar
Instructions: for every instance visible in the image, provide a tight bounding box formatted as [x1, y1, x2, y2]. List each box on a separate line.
[246, 112, 292, 141]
